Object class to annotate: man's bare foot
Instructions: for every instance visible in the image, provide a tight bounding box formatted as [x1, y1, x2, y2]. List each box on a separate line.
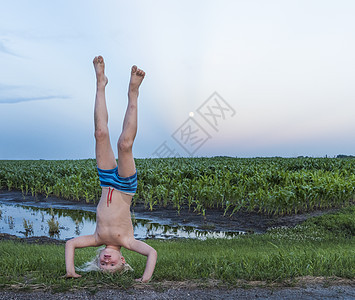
[93, 56, 108, 88]
[129, 65, 145, 96]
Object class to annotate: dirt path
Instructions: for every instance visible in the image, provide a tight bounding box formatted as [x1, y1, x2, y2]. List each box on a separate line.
[0, 282, 354, 300]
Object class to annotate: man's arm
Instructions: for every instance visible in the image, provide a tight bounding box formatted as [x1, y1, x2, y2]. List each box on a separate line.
[65, 234, 100, 278]
[127, 239, 157, 282]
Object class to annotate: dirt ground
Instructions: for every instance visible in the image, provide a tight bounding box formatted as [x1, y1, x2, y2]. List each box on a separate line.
[0, 278, 354, 300]
[131, 202, 338, 234]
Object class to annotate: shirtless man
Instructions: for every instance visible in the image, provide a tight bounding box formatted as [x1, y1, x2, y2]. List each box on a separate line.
[65, 56, 157, 283]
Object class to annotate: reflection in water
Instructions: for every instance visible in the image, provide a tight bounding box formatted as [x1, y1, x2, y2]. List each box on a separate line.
[0, 202, 245, 241]
[22, 219, 34, 237]
[75, 219, 81, 236]
[7, 216, 15, 230]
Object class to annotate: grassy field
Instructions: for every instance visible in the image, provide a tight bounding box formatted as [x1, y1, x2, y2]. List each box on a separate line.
[0, 157, 354, 215]
[0, 207, 354, 291]
[0, 157, 354, 290]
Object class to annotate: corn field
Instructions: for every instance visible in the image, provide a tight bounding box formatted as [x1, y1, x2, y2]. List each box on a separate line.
[0, 157, 354, 216]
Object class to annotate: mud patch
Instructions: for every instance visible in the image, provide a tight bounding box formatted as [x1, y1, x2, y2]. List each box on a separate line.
[0, 233, 65, 245]
[0, 189, 339, 235]
[131, 202, 339, 234]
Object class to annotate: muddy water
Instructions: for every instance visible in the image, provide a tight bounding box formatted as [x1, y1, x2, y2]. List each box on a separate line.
[0, 191, 244, 240]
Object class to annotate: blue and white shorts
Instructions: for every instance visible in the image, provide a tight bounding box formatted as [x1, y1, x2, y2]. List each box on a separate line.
[97, 166, 137, 196]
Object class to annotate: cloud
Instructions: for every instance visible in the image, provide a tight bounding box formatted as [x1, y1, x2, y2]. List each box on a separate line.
[0, 40, 20, 57]
[0, 95, 69, 104]
[0, 83, 69, 104]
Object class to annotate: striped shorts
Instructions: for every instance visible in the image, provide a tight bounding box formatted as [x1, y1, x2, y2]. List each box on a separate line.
[97, 166, 137, 196]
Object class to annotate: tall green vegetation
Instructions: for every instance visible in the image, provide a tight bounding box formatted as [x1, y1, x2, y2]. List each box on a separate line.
[0, 157, 354, 216]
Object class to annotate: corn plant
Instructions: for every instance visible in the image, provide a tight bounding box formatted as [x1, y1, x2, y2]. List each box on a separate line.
[0, 157, 354, 216]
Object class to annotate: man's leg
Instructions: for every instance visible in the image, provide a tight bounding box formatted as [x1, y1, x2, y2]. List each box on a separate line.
[117, 65, 145, 177]
[93, 56, 117, 170]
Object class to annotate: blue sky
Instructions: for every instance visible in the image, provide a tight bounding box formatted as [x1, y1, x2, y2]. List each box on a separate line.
[0, 0, 354, 159]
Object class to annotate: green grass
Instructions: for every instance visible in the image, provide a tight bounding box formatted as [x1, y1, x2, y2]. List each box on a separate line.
[0, 207, 354, 291]
[303, 206, 355, 237]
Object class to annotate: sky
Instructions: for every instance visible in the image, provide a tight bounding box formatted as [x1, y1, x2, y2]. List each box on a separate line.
[0, 0, 354, 159]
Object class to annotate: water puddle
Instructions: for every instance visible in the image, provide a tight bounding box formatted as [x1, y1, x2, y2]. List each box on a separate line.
[0, 193, 244, 240]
